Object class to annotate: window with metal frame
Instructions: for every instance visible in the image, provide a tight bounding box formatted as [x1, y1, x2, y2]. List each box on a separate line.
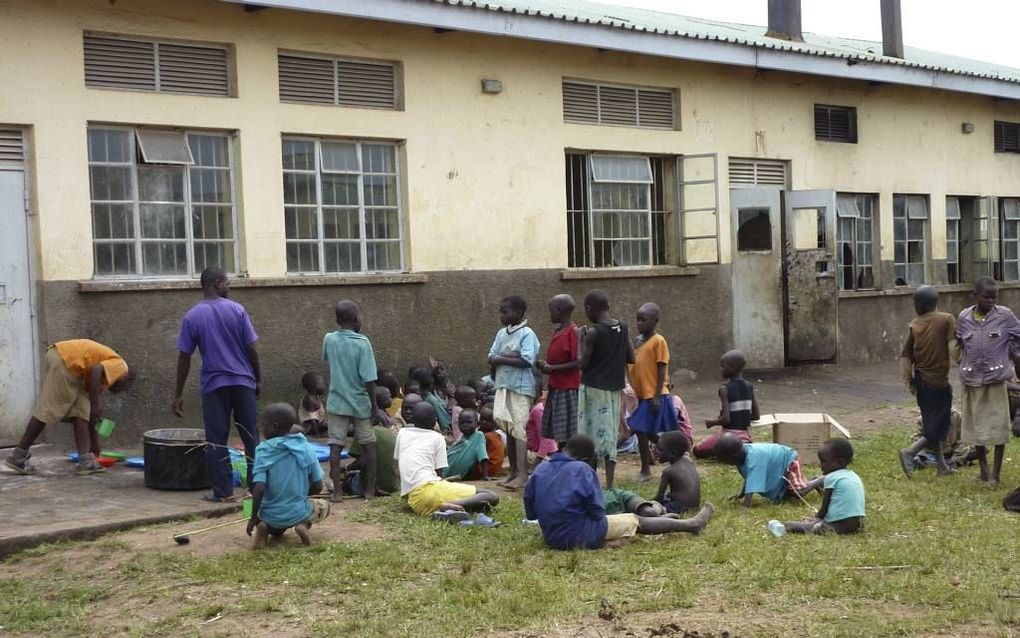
[562, 80, 676, 130]
[88, 127, 237, 277]
[814, 104, 858, 143]
[278, 52, 400, 110]
[835, 193, 877, 290]
[565, 153, 674, 268]
[994, 121, 1020, 154]
[893, 194, 928, 286]
[946, 196, 961, 284]
[1000, 198, 1020, 281]
[282, 137, 403, 274]
[83, 33, 231, 97]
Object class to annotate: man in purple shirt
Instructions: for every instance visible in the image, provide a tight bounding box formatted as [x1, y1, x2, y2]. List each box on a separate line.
[957, 277, 1020, 487]
[174, 267, 262, 502]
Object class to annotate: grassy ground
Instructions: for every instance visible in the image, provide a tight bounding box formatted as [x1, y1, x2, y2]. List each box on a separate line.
[3, 427, 1020, 638]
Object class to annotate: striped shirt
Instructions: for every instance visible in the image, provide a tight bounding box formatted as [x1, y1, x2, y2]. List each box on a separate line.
[725, 378, 755, 429]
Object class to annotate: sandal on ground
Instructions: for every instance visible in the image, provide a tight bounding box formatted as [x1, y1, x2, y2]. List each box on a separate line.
[201, 491, 242, 503]
[431, 509, 470, 524]
[5, 455, 37, 475]
[75, 458, 106, 476]
[459, 513, 501, 528]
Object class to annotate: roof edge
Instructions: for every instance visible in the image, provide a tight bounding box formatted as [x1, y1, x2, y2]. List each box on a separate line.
[221, 0, 1020, 100]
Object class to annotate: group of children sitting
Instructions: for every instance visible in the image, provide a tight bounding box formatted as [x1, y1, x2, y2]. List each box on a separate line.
[242, 291, 867, 550]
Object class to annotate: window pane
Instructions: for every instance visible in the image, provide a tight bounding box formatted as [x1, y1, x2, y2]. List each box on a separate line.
[591, 155, 652, 182]
[321, 173, 359, 206]
[90, 165, 132, 201]
[282, 139, 316, 171]
[1005, 241, 1018, 260]
[894, 218, 906, 241]
[136, 130, 194, 164]
[138, 165, 185, 202]
[1007, 262, 1020, 281]
[188, 135, 229, 168]
[857, 217, 871, 241]
[192, 205, 234, 240]
[907, 196, 928, 219]
[893, 195, 906, 219]
[1005, 221, 1019, 240]
[190, 168, 231, 203]
[836, 195, 860, 218]
[907, 219, 925, 240]
[907, 264, 924, 285]
[142, 242, 188, 275]
[286, 242, 319, 273]
[140, 204, 186, 239]
[365, 241, 400, 271]
[285, 207, 319, 239]
[89, 129, 132, 163]
[894, 241, 906, 264]
[92, 203, 134, 239]
[95, 243, 136, 275]
[907, 241, 924, 264]
[323, 208, 360, 240]
[1005, 199, 1020, 220]
[946, 197, 961, 220]
[321, 142, 359, 172]
[947, 221, 958, 240]
[593, 210, 649, 239]
[194, 241, 235, 273]
[591, 182, 649, 210]
[363, 175, 397, 207]
[895, 265, 906, 284]
[737, 208, 771, 251]
[365, 208, 399, 240]
[324, 241, 361, 272]
[283, 172, 317, 205]
[362, 144, 394, 174]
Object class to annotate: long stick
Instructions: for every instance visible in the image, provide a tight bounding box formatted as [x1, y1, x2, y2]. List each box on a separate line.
[784, 476, 817, 512]
[172, 517, 247, 540]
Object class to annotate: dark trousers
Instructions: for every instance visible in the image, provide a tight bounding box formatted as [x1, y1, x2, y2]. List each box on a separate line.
[202, 385, 259, 498]
[915, 372, 952, 443]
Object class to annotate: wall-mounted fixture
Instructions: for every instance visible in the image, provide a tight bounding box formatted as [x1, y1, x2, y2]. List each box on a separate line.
[481, 79, 503, 94]
[962, 122, 975, 134]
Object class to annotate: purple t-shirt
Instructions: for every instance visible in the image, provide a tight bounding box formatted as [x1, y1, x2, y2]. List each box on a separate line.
[177, 298, 258, 394]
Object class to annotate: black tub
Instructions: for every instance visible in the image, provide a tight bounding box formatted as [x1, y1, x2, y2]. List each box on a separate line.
[143, 428, 209, 490]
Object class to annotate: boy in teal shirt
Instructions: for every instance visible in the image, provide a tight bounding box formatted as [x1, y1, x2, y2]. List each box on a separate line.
[443, 409, 489, 480]
[782, 438, 865, 535]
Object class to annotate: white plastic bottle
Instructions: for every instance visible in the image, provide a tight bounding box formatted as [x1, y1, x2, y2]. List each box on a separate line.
[767, 519, 787, 537]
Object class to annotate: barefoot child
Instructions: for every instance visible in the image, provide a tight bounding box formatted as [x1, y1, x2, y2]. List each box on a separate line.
[714, 433, 820, 508]
[957, 277, 1020, 487]
[479, 403, 506, 479]
[653, 431, 701, 515]
[322, 300, 383, 502]
[247, 403, 329, 548]
[450, 385, 480, 442]
[694, 350, 759, 459]
[782, 438, 865, 535]
[444, 409, 490, 480]
[578, 290, 635, 489]
[898, 285, 957, 477]
[523, 435, 715, 550]
[298, 372, 328, 436]
[394, 402, 500, 516]
[538, 294, 581, 449]
[487, 295, 541, 490]
[628, 302, 679, 482]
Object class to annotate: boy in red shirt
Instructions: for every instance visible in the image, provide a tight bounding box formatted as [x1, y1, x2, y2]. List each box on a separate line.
[538, 294, 581, 450]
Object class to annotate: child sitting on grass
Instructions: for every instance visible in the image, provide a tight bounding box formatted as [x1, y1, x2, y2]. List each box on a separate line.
[377, 370, 403, 419]
[524, 434, 715, 550]
[479, 403, 506, 479]
[782, 438, 865, 535]
[394, 402, 500, 517]
[695, 350, 759, 459]
[714, 433, 820, 508]
[298, 371, 327, 436]
[247, 403, 329, 548]
[443, 409, 490, 480]
[450, 385, 480, 442]
[653, 431, 701, 515]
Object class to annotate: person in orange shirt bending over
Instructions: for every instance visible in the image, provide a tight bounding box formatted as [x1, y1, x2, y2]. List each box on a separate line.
[5, 339, 135, 476]
[627, 303, 680, 482]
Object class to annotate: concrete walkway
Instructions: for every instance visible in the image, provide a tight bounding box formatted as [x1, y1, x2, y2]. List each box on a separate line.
[0, 360, 912, 557]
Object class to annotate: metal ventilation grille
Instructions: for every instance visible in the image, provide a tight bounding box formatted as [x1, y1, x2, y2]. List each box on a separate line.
[84, 34, 230, 96]
[157, 43, 229, 96]
[729, 158, 787, 186]
[0, 129, 24, 164]
[995, 121, 1020, 153]
[814, 104, 858, 143]
[278, 52, 399, 109]
[563, 80, 675, 130]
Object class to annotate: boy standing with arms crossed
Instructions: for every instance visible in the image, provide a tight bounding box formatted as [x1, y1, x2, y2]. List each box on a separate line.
[627, 302, 679, 482]
[323, 300, 382, 503]
[898, 285, 957, 477]
[487, 295, 540, 490]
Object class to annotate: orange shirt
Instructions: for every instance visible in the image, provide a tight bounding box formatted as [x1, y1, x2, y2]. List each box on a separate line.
[54, 339, 128, 388]
[484, 431, 506, 477]
[629, 333, 670, 400]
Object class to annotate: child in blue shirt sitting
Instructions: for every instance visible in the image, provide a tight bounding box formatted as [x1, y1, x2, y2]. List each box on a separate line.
[715, 434, 823, 508]
[246, 403, 330, 548]
[782, 438, 865, 535]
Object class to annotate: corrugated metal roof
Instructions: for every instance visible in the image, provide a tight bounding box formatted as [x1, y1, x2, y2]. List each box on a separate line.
[433, 0, 1020, 84]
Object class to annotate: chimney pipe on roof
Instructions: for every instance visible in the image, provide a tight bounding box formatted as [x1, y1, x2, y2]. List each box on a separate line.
[880, 0, 904, 58]
[766, 0, 803, 42]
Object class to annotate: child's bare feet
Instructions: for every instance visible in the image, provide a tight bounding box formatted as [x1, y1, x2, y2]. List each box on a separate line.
[688, 503, 716, 534]
[936, 465, 957, 477]
[635, 472, 653, 483]
[294, 522, 312, 546]
[603, 538, 627, 548]
[253, 522, 269, 550]
[898, 450, 915, 478]
[329, 490, 344, 503]
[503, 476, 527, 491]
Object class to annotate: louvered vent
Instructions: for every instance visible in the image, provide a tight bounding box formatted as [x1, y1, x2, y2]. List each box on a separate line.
[0, 129, 24, 165]
[814, 104, 857, 143]
[278, 52, 400, 109]
[84, 34, 230, 96]
[728, 158, 787, 186]
[562, 80, 675, 130]
[995, 121, 1020, 153]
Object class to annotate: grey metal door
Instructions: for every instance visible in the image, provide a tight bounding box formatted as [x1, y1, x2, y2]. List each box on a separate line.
[730, 187, 784, 369]
[0, 169, 36, 445]
[783, 189, 838, 363]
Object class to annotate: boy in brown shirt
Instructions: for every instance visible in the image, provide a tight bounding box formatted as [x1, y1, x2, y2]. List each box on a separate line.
[899, 285, 957, 477]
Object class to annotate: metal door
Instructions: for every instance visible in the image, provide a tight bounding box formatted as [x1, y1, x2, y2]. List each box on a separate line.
[730, 188, 784, 369]
[783, 189, 838, 363]
[0, 169, 36, 445]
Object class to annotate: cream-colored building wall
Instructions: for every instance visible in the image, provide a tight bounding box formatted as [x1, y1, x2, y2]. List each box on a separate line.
[3, 0, 1020, 280]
